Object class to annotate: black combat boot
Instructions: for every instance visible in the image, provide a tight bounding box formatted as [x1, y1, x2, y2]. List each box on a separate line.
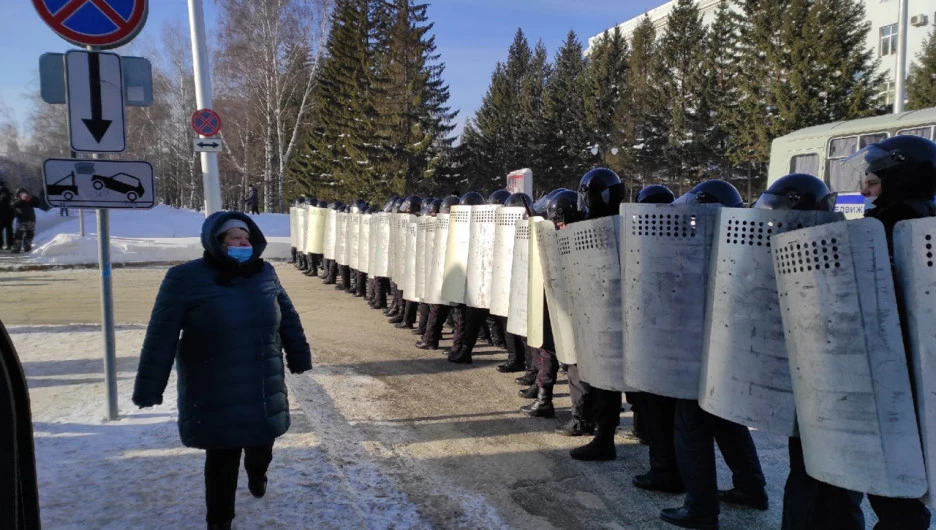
[521, 387, 555, 418]
[447, 346, 472, 364]
[569, 428, 616, 461]
[208, 522, 232, 530]
[514, 370, 536, 386]
[518, 384, 538, 399]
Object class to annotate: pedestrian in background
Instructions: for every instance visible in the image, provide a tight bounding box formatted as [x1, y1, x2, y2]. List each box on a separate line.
[132, 211, 312, 530]
[11, 189, 39, 254]
[245, 185, 259, 215]
[0, 182, 13, 250]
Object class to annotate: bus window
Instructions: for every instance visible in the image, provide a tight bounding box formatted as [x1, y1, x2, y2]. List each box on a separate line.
[860, 133, 888, 148]
[789, 154, 819, 175]
[826, 136, 859, 192]
[898, 126, 934, 140]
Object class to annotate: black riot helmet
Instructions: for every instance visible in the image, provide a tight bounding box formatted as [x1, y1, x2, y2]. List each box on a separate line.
[532, 188, 567, 217]
[338, 204, 348, 213]
[383, 195, 402, 212]
[546, 189, 583, 226]
[318, 199, 329, 207]
[399, 195, 422, 213]
[390, 196, 405, 213]
[422, 198, 442, 216]
[674, 179, 744, 207]
[487, 189, 511, 205]
[460, 191, 485, 206]
[844, 134, 936, 202]
[328, 201, 344, 210]
[350, 198, 368, 214]
[578, 167, 625, 218]
[306, 195, 317, 205]
[295, 196, 306, 205]
[753, 173, 837, 212]
[505, 192, 534, 217]
[365, 206, 379, 214]
[439, 195, 460, 214]
[637, 184, 675, 204]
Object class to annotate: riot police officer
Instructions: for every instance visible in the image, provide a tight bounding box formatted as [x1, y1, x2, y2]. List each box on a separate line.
[302, 196, 322, 277]
[495, 192, 535, 374]
[346, 199, 368, 295]
[412, 199, 440, 337]
[445, 191, 485, 364]
[389, 195, 422, 327]
[661, 179, 766, 530]
[385, 196, 407, 316]
[370, 196, 402, 310]
[417, 195, 460, 350]
[323, 201, 344, 285]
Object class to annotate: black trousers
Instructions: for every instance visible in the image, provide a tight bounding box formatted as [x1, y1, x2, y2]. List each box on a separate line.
[462, 306, 490, 352]
[325, 260, 338, 283]
[355, 271, 367, 296]
[204, 443, 274, 524]
[565, 364, 593, 427]
[423, 304, 452, 344]
[592, 388, 622, 439]
[535, 347, 559, 388]
[1, 218, 13, 249]
[416, 303, 430, 332]
[642, 393, 680, 482]
[674, 400, 766, 517]
[402, 300, 418, 325]
[373, 277, 389, 308]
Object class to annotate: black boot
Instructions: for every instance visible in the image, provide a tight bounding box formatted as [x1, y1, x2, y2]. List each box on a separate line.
[447, 346, 472, 364]
[518, 384, 538, 399]
[555, 419, 596, 437]
[208, 522, 232, 530]
[248, 476, 268, 498]
[415, 340, 438, 350]
[514, 371, 536, 386]
[659, 507, 718, 530]
[388, 314, 404, 324]
[569, 429, 616, 461]
[521, 387, 555, 418]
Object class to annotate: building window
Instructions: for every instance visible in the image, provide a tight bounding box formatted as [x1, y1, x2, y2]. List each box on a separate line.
[881, 24, 898, 56]
[882, 80, 896, 106]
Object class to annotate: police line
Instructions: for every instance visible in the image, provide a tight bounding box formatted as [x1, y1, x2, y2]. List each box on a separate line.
[289, 201, 936, 502]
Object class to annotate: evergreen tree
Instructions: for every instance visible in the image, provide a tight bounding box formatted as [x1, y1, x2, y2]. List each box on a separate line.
[702, 0, 742, 181]
[583, 28, 629, 176]
[657, 0, 710, 187]
[541, 31, 591, 190]
[907, 29, 936, 110]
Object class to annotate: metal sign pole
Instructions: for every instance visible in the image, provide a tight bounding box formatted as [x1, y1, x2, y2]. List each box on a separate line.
[86, 44, 119, 421]
[894, 0, 909, 113]
[187, 0, 222, 216]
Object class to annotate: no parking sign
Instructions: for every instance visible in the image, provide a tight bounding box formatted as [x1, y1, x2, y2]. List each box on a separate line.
[32, 0, 149, 48]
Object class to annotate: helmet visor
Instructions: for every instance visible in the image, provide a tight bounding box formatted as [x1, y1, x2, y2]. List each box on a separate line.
[843, 144, 905, 183]
[752, 191, 796, 210]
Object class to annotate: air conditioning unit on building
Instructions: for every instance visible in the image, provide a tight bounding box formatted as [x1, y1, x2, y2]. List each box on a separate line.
[911, 14, 927, 27]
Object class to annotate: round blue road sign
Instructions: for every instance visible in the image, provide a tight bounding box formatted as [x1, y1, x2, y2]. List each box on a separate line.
[33, 0, 148, 49]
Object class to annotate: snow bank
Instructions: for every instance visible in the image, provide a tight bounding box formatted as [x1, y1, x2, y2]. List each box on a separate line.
[25, 206, 291, 266]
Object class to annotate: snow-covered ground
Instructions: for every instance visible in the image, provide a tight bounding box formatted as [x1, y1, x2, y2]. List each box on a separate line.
[22, 206, 291, 266]
[12, 325, 434, 529]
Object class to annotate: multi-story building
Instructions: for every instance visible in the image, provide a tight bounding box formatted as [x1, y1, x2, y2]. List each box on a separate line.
[586, 0, 936, 106]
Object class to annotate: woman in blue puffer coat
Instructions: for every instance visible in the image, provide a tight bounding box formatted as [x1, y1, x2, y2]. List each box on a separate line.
[132, 211, 312, 530]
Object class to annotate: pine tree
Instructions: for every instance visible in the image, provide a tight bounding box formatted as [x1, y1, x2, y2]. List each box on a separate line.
[702, 0, 742, 182]
[657, 0, 710, 187]
[541, 31, 591, 190]
[907, 29, 936, 110]
[583, 28, 629, 176]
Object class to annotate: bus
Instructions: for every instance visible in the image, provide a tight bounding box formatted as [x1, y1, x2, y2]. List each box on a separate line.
[766, 107, 936, 218]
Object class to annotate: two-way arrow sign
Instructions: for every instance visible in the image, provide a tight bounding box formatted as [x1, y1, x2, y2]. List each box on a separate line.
[65, 50, 126, 153]
[193, 138, 223, 152]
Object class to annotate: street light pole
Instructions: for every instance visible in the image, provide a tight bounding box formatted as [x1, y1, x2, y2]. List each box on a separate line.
[894, 0, 909, 113]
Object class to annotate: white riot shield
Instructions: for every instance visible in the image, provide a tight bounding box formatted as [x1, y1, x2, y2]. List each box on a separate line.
[557, 216, 626, 392]
[490, 207, 526, 317]
[403, 220, 419, 302]
[336, 212, 348, 266]
[507, 219, 531, 337]
[621, 203, 720, 399]
[372, 212, 391, 277]
[307, 207, 326, 255]
[392, 213, 411, 282]
[415, 217, 430, 300]
[465, 205, 499, 308]
[289, 207, 298, 249]
[360, 214, 372, 274]
[442, 206, 472, 304]
[699, 208, 844, 434]
[367, 214, 378, 275]
[422, 218, 436, 301]
[426, 214, 451, 305]
[535, 219, 577, 364]
[772, 218, 926, 497]
[295, 206, 308, 254]
[894, 217, 936, 504]
[348, 213, 361, 270]
[324, 209, 337, 260]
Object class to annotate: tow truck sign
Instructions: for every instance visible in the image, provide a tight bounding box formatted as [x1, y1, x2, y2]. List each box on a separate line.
[43, 158, 155, 209]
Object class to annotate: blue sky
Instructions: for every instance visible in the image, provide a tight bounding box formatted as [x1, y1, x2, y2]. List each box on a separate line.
[2, 0, 662, 138]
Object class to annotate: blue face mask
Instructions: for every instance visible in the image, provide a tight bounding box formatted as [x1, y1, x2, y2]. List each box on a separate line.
[226, 246, 253, 263]
[864, 195, 878, 213]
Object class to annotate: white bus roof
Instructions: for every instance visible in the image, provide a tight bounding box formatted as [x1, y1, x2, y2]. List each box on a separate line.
[773, 107, 936, 142]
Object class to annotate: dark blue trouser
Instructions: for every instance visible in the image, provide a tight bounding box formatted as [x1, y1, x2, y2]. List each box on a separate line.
[674, 399, 765, 516]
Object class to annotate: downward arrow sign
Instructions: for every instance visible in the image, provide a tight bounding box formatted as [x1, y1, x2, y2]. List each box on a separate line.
[81, 53, 112, 143]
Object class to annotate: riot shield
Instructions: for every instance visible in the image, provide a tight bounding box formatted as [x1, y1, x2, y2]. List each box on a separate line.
[415, 216, 431, 300]
[621, 203, 720, 399]
[324, 209, 337, 261]
[535, 219, 577, 364]
[349, 213, 362, 270]
[392, 213, 412, 282]
[894, 216, 936, 504]
[773, 218, 926, 497]
[307, 207, 326, 255]
[426, 214, 451, 305]
[335, 211, 348, 266]
[506, 219, 531, 337]
[372, 212, 391, 277]
[699, 208, 844, 435]
[295, 206, 308, 254]
[403, 220, 419, 302]
[441, 206, 472, 305]
[289, 207, 298, 250]
[557, 216, 626, 392]
[422, 218, 437, 302]
[465, 205, 499, 308]
[360, 213, 372, 274]
[490, 207, 526, 317]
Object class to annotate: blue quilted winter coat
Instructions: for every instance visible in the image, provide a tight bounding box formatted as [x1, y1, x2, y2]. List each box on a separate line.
[132, 211, 312, 450]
